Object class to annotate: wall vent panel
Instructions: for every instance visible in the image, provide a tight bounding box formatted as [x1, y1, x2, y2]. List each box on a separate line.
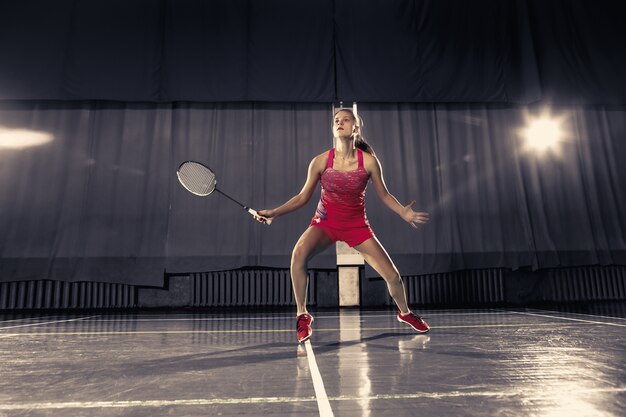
[190, 269, 319, 307]
[0, 280, 136, 310]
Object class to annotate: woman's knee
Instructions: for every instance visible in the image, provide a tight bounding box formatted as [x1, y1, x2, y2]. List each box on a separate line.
[382, 270, 402, 285]
[291, 243, 308, 269]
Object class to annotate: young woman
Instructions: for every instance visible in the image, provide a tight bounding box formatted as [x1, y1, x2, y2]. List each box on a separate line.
[258, 109, 430, 343]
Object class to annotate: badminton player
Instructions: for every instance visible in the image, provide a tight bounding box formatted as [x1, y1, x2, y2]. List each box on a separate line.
[258, 108, 430, 343]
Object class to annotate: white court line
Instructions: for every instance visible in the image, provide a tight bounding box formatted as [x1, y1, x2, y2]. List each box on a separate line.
[528, 308, 626, 322]
[514, 311, 626, 328]
[83, 316, 352, 322]
[82, 316, 386, 323]
[0, 315, 60, 324]
[0, 322, 589, 338]
[304, 340, 334, 417]
[81, 311, 511, 323]
[82, 308, 507, 320]
[0, 396, 317, 410]
[2, 387, 625, 410]
[0, 315, 99, 330]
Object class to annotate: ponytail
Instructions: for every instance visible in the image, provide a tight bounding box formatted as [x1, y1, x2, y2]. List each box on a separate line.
[355, 134, 375, 156]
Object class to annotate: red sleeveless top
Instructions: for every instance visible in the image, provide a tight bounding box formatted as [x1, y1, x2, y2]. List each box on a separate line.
[314, 148, 370, 224]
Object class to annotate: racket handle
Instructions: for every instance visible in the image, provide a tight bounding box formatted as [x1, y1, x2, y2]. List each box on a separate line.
[247, 208, 273, 225]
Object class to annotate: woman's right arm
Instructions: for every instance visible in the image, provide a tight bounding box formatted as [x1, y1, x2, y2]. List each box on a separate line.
[258, 154, 326, 220]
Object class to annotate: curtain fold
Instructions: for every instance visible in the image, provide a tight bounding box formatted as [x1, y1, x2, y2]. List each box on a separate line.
[1, 0, 623, 103]
[1, 102, 625, 285]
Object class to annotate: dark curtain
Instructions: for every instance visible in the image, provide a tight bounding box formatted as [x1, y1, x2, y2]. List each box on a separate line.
[359, 103, 626, 276]
[1, 0, 624, 103]
[526, 0, 626, 105]
[0, 102, 173, 284]
[334, 0, 538, 102]
[0, 0, 336, 102]
[1, 102, 625, 285]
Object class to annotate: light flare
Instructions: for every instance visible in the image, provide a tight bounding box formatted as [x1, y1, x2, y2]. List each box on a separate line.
[0, 125, 54, 149]
[518, 110, 568, 157]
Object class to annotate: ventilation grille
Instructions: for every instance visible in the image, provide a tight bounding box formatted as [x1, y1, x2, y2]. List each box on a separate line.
[402, 269, 506, 306]
[2, 266, 624, 311]
[550, 266, 626, 302]
[0, 280, 136, 310]
[191, 269, 316, 307]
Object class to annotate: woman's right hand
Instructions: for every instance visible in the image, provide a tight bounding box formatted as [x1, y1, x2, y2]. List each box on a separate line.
[256, 209, 276, 224]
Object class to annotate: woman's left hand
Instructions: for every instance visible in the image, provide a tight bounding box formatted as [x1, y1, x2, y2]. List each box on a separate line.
[401, 200, 429, 229]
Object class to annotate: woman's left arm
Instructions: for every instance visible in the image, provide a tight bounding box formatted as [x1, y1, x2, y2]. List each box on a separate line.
[365, 153, 429, 229]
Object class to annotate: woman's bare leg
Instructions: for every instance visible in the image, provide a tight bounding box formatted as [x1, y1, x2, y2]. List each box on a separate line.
[291, 227, 334, 315]
[354, 236, 410, 314]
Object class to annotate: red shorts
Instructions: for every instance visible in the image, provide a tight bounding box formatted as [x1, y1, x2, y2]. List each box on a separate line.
[310, 216, 375, 247]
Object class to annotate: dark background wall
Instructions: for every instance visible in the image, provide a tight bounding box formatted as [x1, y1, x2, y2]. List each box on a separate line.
[0, 0, 625, 307]
[1, 0, 625, 104]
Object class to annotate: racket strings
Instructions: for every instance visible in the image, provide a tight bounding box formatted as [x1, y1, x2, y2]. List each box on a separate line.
[178, 162, 217, 196]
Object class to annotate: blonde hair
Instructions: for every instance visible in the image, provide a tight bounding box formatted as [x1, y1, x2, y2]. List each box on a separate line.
[333, 109, 375, 155]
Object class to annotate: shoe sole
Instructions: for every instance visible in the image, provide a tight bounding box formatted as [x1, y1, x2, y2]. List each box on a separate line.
[397, 315, 430, 333]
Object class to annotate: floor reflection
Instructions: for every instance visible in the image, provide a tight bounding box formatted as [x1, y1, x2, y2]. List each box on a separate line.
[1, 307, 624, 416]
[338, 312, 372, 417]
[497, 327, 623, 416]
[398, 334, 431, 364]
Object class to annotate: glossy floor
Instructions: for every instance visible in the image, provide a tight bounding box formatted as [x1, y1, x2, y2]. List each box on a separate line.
[0, 305, 625, 416]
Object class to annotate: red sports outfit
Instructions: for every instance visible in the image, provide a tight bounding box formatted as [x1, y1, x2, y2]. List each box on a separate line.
[310, 148, 375, 247]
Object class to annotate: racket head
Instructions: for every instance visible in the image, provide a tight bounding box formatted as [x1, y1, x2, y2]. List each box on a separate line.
[176, 161, 217, 196]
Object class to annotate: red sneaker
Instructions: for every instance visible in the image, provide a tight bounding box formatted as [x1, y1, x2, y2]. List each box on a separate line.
[397, 311, 430, 333]
[296, 313, 314, 343]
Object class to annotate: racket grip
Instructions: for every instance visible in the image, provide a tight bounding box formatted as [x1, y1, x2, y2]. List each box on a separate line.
[247, 208, 273, 225]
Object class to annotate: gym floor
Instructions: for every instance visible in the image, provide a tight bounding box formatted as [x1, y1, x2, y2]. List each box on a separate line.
[1, 304, 625, 417]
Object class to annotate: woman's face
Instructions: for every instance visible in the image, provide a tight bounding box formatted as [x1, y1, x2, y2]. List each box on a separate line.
[333, 110, 356, 139]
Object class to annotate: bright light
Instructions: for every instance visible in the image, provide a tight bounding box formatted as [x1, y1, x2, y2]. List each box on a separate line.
[0, 125, 54, 149]
[519, 111, 568, 156]
[525, 118, 562, 150]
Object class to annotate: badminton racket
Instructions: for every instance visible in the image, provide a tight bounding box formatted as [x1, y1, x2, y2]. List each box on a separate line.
[176, 161, 272, 225]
